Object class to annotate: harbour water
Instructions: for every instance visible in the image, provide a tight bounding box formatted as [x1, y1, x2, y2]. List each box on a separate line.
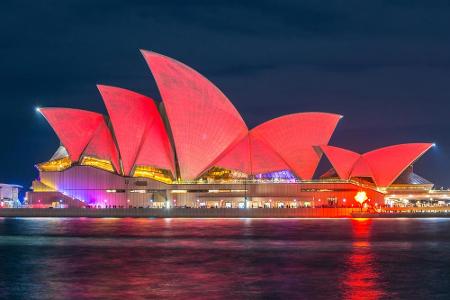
[0, 218, 449, 299]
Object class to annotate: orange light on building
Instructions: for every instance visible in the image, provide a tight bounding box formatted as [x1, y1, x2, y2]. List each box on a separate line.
[354, 191, 368, 205]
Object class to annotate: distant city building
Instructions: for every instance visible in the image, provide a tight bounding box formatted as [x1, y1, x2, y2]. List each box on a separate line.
[0, 183, 22, 208]
[28, 51, 445, 209]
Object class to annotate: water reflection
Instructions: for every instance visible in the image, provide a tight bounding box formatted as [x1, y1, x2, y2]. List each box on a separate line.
[0, 218, 449, 299]
[343, 218, 384, 300]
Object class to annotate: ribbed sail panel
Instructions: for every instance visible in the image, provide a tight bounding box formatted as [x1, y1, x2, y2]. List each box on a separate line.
[363, 143, 433, 186]
[213, 135, 252, 175]
[320, 146, 360, 179]
[98, 85, 173, 176]
[40, 108, 103, 162]
[250, 134, 289, 175]
[134, 109, 176, 177]
[83, 118, 120, 173]
[141, 50, 248, 180]
[252, 112, 342, 180]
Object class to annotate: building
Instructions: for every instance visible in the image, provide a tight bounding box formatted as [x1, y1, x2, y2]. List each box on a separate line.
[27, 50, 441, 209]
[0, 183, 22, 208]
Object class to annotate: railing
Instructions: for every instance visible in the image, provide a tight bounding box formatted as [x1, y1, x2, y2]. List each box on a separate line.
[0, 207, 360, 218]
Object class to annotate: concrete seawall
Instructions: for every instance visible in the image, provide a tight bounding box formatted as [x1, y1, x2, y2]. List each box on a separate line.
[0, 208, 360, 218]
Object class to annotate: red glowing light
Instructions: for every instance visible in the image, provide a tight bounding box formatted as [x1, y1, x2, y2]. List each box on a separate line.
[354, 191, 368, 205]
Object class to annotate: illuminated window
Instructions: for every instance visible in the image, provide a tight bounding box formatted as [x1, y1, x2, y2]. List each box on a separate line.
[36, 157, 72, 172]
[32, 180, 56, 192]
[133, 166, 173, 184]
[201, 167, 248, 182]
[80, 156, 115, 173]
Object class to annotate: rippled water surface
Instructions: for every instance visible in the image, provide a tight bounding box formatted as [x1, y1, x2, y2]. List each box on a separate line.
[0, 218, 449, 299]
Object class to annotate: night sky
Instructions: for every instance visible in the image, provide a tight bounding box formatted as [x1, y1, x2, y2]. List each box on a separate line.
[1, 0, 450, 189]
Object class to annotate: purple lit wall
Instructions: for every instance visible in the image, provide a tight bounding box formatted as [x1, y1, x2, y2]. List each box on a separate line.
[255, 170, 297, 181]
[35, 166, 168, 207]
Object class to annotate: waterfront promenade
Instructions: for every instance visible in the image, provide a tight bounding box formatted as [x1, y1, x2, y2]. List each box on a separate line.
[0, 207, 359, 218]
[1, 207, 450, 218]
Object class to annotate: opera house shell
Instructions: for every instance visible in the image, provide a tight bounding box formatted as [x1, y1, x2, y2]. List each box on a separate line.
[29, 51, 434, 209]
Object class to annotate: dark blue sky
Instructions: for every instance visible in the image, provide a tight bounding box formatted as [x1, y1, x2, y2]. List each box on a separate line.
[1, 0, 450, 188]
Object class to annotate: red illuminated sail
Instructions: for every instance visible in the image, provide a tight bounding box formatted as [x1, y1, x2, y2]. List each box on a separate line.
[252, 112, 342, 179]
[40, 108, 103, 162]
[322, 143, 433, 186]
[320, 146, 360, 179]
[141, 50, 248, 180]
[98, 85, 174, 175]
[83, 118, 120, 172]
[363, 143, 432, 186]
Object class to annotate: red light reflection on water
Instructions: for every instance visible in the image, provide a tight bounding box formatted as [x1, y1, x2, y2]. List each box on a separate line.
[342, 218, 384, 300]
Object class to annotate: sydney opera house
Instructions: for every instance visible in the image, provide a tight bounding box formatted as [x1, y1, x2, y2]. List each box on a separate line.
[28, 50, 440, 209]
